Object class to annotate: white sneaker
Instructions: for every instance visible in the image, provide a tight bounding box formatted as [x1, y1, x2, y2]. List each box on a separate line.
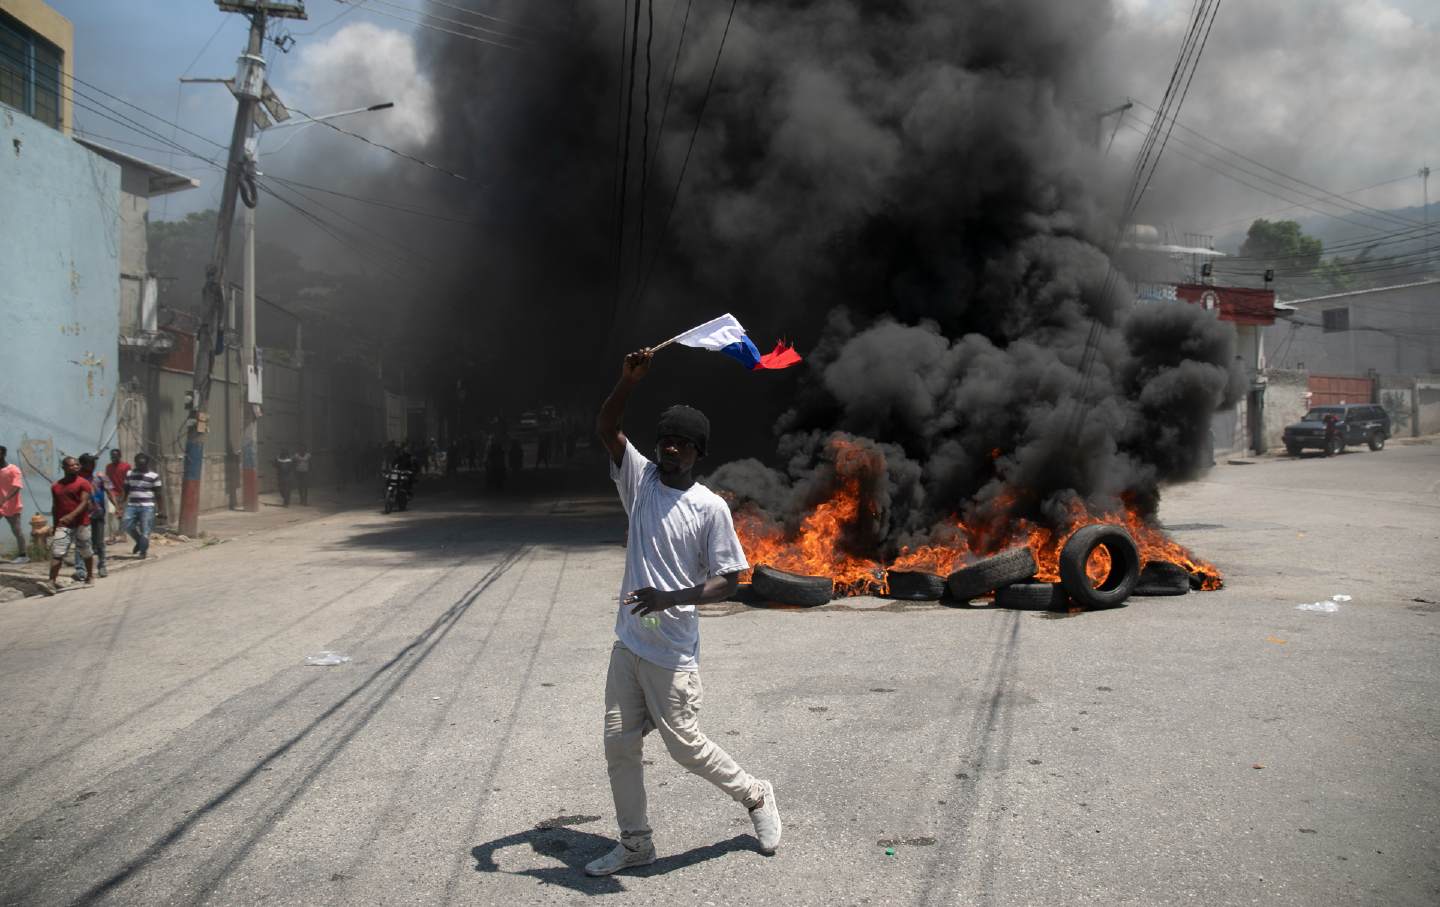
[748, 780, 782, 853]
[584, 838, 656, 876]
[10, 556, 29, 564]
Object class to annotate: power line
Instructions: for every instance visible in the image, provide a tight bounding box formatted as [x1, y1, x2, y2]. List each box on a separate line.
[636, 0, 656, 281]
[289, 0, 369, 36]
[72, 129, 216, 165]
[419, 0, 553, 36]
[358, 0, 532, 45]
[336, 0, 524, 49]
[263, 173, 488, 226]
[286, 105, 474, 180]
[1119, 119, 1419, 238]
[646, 0, 694, 182]
[257, 174, 442, 269]
[1130, 98, 1422, 231]
[627, 0, 740, 316]
[613, 0, 644, 316]
[1201, 173, 1417, 234]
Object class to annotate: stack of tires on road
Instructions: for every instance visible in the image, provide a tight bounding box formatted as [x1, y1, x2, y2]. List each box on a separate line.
[747, 523, 1194, 610]
[940, 524, 1144, 611]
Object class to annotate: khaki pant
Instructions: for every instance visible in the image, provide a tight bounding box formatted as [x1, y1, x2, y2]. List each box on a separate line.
[604, 642, 760, 840]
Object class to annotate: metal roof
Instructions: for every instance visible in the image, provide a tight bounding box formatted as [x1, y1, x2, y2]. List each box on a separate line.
[73, 137, 201, 197]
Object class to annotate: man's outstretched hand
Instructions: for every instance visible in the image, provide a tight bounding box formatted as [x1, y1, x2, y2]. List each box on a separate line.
[622, 348, 653, 383]
[625, 586, 685, 615]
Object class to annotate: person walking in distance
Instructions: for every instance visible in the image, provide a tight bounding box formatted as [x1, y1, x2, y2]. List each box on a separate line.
[49, 456, 95, 587]
[122, 452, 162, 559]
[73, 454, 112, 579]
[294, 446, 312, 505]
[585, 348, 781, 877]
[274, 449, 295, 506]
[0, 445, 28, 562]
[105, 448, 130, 542]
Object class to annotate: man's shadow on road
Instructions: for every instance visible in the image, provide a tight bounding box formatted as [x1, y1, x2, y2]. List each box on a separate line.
[470, 820, 758, 894]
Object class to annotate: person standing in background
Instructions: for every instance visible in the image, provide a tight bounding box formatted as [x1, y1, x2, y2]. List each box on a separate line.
[294, 447, 312, 505]
[0, 446, 27, 563]
[49, 456, 95, 588]
[274, 449, 295, 506]
[73, 454, 111, 579]
[122, 452, 162, 559]
[105, 449, 130, 543]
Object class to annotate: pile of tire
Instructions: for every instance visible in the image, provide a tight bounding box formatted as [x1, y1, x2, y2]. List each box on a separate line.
[885, 570, 947, 601]
[942, 524, 1143, 611]
[750, 564, 833, 607]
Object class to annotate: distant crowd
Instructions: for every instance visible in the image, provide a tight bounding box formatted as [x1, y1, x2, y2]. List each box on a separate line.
[0, 446, 162, 590]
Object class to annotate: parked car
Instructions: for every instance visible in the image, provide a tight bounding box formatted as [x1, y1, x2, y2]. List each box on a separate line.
[1282, 404, 1390, 456]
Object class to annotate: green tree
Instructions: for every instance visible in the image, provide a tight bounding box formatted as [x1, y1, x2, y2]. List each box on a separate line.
[1238, 218, 1324, 270]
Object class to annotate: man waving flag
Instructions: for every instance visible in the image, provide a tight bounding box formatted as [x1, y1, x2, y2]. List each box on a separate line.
[654, 314, 802, 371]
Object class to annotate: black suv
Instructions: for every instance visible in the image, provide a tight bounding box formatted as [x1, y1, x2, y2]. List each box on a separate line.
[1282, 404, 1391, 456]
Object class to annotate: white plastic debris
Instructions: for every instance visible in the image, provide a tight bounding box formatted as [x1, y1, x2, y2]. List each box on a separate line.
[1295, 601, 1339, 613]
[1331, 594, 1352, 602]
[304, 651, 351, 666]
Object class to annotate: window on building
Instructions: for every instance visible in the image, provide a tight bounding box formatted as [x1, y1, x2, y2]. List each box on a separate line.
[1322, 307, 1349, 333]
[0, 12, 63, 130]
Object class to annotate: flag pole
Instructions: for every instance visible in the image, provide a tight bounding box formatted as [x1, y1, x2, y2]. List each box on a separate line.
[649, 332, 685, 352]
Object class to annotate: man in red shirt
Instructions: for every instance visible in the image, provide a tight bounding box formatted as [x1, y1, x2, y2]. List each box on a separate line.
[105, 448, 130, 542]
[49, 456, 95, 587]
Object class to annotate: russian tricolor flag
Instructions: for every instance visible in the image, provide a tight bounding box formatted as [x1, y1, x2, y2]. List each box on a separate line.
[669, 313, 802, 370]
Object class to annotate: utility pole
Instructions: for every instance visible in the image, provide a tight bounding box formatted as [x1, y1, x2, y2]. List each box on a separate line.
[241, 190, 260, 510]
[1422, 166, 1431, 276]
[179, 1, 306, 535]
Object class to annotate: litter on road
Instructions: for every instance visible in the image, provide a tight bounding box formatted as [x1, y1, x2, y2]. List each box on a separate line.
[304, 651, 351, 666]
[1295, 594, 1350, 613]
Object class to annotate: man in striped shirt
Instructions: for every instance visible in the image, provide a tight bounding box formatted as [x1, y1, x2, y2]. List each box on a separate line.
[122, 452, 162, 559]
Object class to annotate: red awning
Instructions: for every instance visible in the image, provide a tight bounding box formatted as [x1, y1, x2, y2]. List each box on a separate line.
[1174, 284, 1277, 326]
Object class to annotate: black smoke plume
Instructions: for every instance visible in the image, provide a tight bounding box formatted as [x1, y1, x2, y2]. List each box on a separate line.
[413, 0, 1244, 556]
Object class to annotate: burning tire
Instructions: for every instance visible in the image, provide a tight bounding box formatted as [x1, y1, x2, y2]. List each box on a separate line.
[1058, 525, 1141, 610]
[1132, 561, 1190, 597]
[751, 564, 833, 607]
[944, 547, 1038, 601]
[885, 570, 946, 601]
[994, 582, 1070, 611]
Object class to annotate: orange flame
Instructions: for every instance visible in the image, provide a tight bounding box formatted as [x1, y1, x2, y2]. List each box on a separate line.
[732, 457, 1222, 595]
[732, 438, 886, 595]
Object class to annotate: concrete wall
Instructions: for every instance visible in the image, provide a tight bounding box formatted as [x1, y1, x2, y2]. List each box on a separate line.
[1266, 282, 1440, 377]
[1260, 368, 1310, 450]
[116, 167, 150, 334]
[1418, 379, 1440, 436]
[0, 108, 119, 529]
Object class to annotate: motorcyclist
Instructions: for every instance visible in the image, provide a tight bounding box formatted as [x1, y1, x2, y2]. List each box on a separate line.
[389, 445, 417, 495]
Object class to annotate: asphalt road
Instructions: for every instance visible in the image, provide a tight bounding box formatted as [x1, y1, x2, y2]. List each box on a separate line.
[1, 443, 1437, 906]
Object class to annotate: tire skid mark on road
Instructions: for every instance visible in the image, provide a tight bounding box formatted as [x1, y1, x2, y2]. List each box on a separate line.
[329, 547, 545, 883]
[441, 547, 572, 902]
[0, 569, 138, 764]
[0, 565, 404, 796]
[0, 546, 527, 906]
[175, 545, 537, 905]
[919, 609, 1025, 907]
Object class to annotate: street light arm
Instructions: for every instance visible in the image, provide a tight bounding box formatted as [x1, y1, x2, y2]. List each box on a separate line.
[257, 101, 395, 156]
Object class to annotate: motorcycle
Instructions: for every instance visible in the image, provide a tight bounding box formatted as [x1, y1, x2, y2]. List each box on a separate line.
[383, 468, 413, 513]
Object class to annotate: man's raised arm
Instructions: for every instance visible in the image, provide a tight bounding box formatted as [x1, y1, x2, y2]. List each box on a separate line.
[596, 348, 653, 468]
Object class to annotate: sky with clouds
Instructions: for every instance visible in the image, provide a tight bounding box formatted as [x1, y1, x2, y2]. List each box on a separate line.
[42, 0, 1439, 252]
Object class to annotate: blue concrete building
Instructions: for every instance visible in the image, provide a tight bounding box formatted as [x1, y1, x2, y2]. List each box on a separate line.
[0, 106, 121, 537]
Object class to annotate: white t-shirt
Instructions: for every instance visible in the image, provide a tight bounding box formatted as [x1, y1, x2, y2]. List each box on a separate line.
[610, 440, 748, 671]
